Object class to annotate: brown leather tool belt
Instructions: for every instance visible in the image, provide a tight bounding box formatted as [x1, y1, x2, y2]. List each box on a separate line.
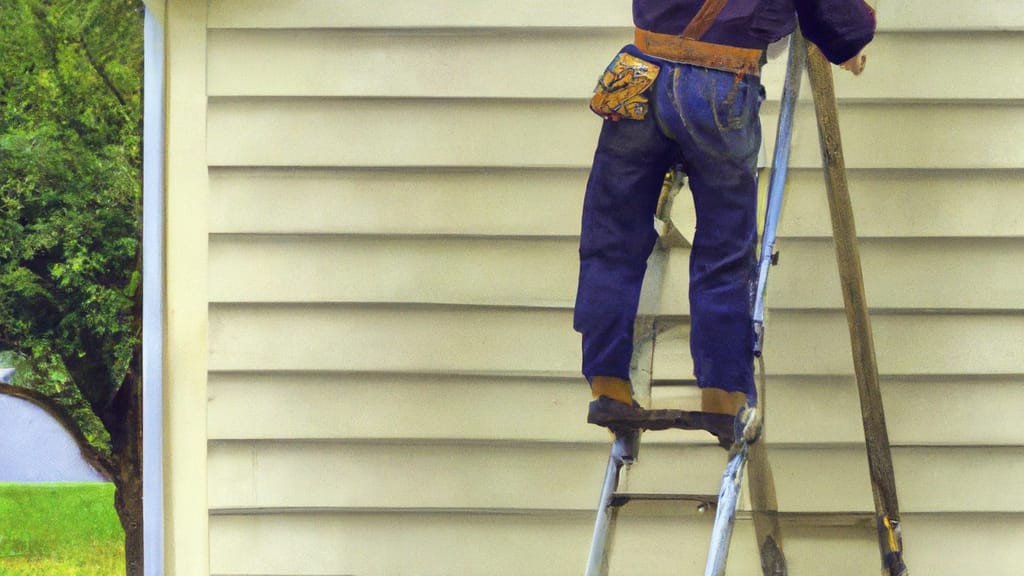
[634, 28, 763, 77]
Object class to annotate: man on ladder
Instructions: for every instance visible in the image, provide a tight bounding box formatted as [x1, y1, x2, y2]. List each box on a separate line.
[575, 0, 876, 443]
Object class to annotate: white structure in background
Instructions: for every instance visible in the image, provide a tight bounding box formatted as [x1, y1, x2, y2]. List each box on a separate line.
[0, 368, 106, 482]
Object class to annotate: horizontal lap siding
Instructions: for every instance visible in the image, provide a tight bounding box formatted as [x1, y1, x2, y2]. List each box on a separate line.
[207, 99, 1023, 169]
[208, 167, 590, 236]
[763, 312, 1024, 375]
[767, 239, 1024, 309]
[206, 0, 1024, 31]
[204, 1, 1024, 574]
[776, 169, 1024, 238]
[209, 234, 689, 310]
[209, 304, 579, 375]
[207, 441, 1021, 514]
[207, 373, 1024, 447]
[207, 29, 1024, 101]
[208, 236, 585, 307]
[208, 513, 1023, 576]
[208, 167, 1024, 238]
[652, 376, 1024, 446]
[207, 373, 596, 442]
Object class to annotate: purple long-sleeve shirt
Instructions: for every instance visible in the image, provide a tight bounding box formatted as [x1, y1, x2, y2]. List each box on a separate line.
[634, 0, 876, 64]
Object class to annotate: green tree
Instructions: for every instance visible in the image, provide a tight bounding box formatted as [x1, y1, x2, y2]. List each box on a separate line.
[0, 0, 145, 574]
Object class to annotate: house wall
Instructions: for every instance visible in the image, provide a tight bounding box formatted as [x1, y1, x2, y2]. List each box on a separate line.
[162, 1, 1024, 574]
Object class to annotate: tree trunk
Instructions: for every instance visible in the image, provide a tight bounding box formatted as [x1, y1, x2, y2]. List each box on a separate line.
[107, 367, 145, 576]
[114, 457, 144, 576]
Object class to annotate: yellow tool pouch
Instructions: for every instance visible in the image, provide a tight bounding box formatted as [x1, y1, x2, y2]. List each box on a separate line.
[590, 52, 661, 121]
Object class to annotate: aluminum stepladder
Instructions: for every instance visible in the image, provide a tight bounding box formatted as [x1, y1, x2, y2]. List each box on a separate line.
[585, 28, 909, 576]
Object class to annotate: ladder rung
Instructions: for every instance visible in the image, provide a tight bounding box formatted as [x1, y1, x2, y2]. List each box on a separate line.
[611, 492, 718, 509]
[736, 511, 875, 528]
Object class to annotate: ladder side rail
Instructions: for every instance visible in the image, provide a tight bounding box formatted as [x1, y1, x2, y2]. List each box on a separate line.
[804, 40, 909, 576]
[704, 443, 751, 576]
[585, 434, 638, 576]
[746, 31, 808, 576]
[747, 359, 786, 575]
[753, 32, 805, 357]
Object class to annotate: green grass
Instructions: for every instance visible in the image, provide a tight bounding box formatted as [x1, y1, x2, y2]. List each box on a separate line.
[0, 483, 125, 575]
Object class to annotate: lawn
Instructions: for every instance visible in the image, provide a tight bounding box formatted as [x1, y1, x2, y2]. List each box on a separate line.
[0, 482, 125, 575]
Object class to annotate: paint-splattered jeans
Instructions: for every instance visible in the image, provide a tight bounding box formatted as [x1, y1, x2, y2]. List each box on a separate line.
[574, 45, 762, 399]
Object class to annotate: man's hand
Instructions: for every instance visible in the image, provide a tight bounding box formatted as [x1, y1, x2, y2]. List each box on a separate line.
[840, 52, 867, 75]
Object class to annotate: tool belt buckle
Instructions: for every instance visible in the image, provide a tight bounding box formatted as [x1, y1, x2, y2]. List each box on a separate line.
[590, 52, 660, 121]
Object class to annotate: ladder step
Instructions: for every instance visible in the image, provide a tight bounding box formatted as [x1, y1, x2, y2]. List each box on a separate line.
[603, 408, 733, 434]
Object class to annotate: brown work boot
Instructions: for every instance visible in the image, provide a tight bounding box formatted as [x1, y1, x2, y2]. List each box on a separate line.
[587, 395, 649, 430]
[587, 376, 646, 431]
[702, 388, 750, 447]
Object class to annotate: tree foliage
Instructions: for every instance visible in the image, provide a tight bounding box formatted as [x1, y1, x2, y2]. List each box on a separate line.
[0, 0, 144, 455]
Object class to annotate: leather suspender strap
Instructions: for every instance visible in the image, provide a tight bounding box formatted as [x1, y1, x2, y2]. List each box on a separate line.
[635, 0, 762, 76]
[682, 0, 730, 40]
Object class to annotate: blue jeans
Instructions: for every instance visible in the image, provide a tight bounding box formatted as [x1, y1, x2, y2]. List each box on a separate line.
[574, 46, 762, 399]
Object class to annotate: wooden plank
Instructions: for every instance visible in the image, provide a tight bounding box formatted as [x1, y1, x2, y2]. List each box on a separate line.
[207, 0, 1024, 31]
[208, 29, 1024, 101]
[208, 304, 580, 376]
[207, 98, 1024, 169]
[208, 167, 589, 236]
[766, 238, 1024, 310]
[763, 311, 1024, 376]
[775, 169, 1024, 238]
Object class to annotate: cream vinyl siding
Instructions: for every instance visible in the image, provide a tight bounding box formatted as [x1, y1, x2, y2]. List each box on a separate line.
[197, 1, 1024, 575]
